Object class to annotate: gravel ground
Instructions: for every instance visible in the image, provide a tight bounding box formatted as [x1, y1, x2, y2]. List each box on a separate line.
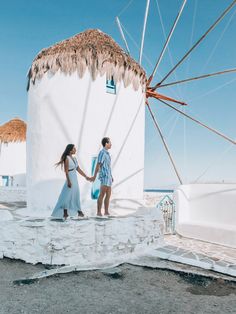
[0, 258, 235, 314]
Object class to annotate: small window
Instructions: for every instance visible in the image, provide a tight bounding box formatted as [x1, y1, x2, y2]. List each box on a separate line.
[106, 76, 116, 94]
[2, 175, 10, 186]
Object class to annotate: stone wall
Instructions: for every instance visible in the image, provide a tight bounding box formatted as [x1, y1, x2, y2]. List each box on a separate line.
[174, 184, 236, 248]
[0, 207, 164, 266]
[0, 187, 26, 202]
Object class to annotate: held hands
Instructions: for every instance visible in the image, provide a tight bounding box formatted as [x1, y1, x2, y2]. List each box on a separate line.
[90, 175, 96, 182]
[85, 176, 95, 182]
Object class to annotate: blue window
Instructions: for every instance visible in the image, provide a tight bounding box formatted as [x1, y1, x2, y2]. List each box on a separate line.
[91, 157, 100, 199]
[106, 76, 116, 94]
[2, 175, 9, 186]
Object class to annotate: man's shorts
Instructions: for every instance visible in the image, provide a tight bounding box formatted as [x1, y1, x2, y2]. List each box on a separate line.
[99, 176, 112, 187]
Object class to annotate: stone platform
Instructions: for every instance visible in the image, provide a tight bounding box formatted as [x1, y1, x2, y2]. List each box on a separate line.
[1, 188, 235, 280]
[0, 199, 164, 266]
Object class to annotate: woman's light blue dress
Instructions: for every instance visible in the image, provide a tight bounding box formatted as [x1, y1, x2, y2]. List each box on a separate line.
[51, 156, 81, 218]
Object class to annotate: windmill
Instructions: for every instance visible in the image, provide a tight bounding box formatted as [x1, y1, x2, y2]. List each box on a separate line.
[116, 0, 236, 185]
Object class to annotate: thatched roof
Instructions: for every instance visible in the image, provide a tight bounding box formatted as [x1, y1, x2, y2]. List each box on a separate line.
[0, 118, 26, 143]
[27, 29, 146, 91]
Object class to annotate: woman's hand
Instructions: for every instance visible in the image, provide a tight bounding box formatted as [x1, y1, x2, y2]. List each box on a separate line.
[86, 176, 94, 182]
[67, 181, 72, 188]
[90, 176, 96, 182]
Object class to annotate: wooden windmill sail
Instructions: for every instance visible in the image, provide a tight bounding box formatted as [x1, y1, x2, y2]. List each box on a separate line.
[116, 0, 236, 184]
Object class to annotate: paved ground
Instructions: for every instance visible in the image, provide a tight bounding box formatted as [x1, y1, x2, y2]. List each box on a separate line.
[154, 235, 236, 277]
[0, 258, 236, 314]
[165, 235, 236, 265]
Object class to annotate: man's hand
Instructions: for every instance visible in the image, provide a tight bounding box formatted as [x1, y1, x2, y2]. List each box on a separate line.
[90, 176, 96, 182]
[86, 176, 94, 182]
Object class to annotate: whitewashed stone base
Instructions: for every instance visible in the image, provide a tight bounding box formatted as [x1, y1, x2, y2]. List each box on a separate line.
[0, 207, 164, 266]
[0, 187, 26, 202]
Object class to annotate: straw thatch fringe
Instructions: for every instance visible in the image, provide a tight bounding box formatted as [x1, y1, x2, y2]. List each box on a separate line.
[0, 118, 26, 143]
[27, 29, 146, 92]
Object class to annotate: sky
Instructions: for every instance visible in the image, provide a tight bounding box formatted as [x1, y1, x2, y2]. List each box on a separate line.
[0, 0, 236, 188]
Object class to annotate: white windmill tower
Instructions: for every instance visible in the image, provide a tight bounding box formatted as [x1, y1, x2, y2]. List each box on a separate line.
[0, 118, 26, 187]
[27, 29, 147, 212]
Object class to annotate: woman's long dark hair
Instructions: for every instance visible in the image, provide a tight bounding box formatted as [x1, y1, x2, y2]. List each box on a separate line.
[55, 144, 75, 168]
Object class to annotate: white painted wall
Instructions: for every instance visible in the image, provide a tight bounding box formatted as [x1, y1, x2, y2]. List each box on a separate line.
[0, 142, 26, 186]
[0, 207, 163, 265]
[27, 70, 145, 212]
[174, 184, 236, 248]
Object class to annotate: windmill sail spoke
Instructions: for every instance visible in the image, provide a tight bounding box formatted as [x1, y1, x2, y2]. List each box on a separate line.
[116, 17, 130, 55]
[146, 102, 183, 184]
[157, 99, 236, 145]
[153, 0, 236, 89]
[139, 0, 151, 65]
[149, 0, 187, 84]
[156, 68, 236, 88]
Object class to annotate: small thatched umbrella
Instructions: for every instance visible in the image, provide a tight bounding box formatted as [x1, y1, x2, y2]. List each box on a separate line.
[0, 118, 26, 186]
[0, 118, 26, 143]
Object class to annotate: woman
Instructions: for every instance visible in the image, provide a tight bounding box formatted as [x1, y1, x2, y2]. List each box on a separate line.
[51, 144, 90, 220]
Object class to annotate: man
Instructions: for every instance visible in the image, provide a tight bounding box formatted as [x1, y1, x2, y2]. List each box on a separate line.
[92, 137, 113, 216]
